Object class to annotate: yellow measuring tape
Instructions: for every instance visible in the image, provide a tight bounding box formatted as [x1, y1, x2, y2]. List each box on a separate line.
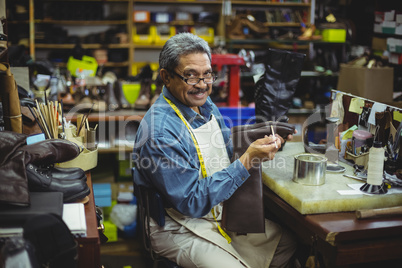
[163, 94, 232, 244]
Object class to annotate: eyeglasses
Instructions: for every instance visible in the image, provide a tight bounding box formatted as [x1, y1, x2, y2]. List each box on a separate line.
[172, 70, 217, 85]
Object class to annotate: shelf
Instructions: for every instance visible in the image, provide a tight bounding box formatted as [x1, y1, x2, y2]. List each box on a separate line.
[98, 146, 134, 153]
[231, 1, 310, 7]
[263, 22, 303, 27]
[34, 19, 128, 25]
[66, 110, 146, 123]
[58, 61, 130, 68]
[374, 32, 402, 38]
[133, 44, 164, 49]
[133, 0, 222, 4]
[40, 0, 130, 2]
[7, 0, 315, 78]
[242, 71, 339, 78]
[228, 39, 345, 45]
[35, 44, 130, 49]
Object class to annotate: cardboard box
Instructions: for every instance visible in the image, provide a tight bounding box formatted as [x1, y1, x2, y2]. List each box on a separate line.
[371, 36, 387, 51]
[337, 64, 394, 102]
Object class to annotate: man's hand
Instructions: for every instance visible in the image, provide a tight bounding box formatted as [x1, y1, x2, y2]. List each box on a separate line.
[286, 129, 298, 142]
[239, 134, 284, 170]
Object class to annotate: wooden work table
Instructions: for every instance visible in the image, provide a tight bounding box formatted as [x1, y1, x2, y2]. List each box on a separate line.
[262, 142, 402, 267]
[77, 172, 101, 268]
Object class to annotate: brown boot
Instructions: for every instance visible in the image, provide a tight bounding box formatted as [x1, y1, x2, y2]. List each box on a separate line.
[150, 74, 163, 106]
[134, 78, 151, 110]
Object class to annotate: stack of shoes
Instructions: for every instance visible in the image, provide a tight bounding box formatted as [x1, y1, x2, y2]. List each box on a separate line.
[0, 132, 90, 206]
[20, 138, 90, 203]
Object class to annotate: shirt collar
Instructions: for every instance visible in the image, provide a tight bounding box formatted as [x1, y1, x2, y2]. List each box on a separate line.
[163, 86, 213, 122]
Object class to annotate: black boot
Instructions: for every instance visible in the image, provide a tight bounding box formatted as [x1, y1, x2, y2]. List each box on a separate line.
[105, 82, 119, 111]
[254, 48, 305, 123]
[26, 163, 90, 203]
[133, 64, 153, 110]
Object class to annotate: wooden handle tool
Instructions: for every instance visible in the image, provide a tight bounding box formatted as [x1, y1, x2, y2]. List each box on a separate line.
[356, 206, 402, 219]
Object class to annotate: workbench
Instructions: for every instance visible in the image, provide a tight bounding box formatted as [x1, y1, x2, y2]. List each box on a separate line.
[77, 173, 101, 268]
[262, 142, 402, 267]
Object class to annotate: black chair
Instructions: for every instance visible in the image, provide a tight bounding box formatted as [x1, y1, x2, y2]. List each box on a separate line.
[132, 167, 181, 268]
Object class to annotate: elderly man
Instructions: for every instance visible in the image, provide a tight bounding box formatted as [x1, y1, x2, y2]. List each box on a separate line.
[133, 32, 299, 268]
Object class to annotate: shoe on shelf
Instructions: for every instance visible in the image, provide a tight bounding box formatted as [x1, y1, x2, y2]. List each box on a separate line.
[114, 80, 131, 109]
[150, 74, 163, 106]
[134, 80, 151, 110]
[298, 25, 322, 40]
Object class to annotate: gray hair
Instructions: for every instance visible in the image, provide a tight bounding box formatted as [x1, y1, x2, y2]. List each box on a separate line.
[159, 32, 211, 74]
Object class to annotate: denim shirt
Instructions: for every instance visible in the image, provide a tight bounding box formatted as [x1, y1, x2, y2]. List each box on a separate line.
[133, 87, 250, 218]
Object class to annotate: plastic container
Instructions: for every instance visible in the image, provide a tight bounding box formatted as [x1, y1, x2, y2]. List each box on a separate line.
[66, 56, 98, 77]
[191, 26, 214, 44]
[132, 25, 156, 44]
[218, 107, 255, 128]
[321, 29, 346, 43]
[352, 129, 373, 148]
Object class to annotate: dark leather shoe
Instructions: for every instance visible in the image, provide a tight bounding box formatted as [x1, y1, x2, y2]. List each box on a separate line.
[42, 165, 87, 182]
[26, 163, 90, 203]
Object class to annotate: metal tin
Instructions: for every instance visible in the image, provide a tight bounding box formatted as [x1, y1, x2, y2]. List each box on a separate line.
[293, 154, 327, 186]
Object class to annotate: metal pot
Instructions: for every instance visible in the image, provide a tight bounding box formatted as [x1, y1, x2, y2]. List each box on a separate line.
[293, 154, 327, 186]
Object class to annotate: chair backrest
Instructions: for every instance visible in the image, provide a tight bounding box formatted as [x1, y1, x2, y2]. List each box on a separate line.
[132, 167, 181, 268]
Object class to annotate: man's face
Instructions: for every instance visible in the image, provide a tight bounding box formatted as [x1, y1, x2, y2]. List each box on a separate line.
[164, 53, 213, 112]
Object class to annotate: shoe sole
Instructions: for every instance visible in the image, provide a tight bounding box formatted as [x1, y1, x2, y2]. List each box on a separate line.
[63, 185, 91, 203]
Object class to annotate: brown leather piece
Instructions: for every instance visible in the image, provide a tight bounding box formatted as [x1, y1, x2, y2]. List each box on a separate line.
[0, 131, 29, 206]
[222, 121, 295, 233]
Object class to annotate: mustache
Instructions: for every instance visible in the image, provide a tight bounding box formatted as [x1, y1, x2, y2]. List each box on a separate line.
[188, 88, 209, 94]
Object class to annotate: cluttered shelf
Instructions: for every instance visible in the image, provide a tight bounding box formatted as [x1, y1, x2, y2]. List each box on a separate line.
[66, 110, 146, 123]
